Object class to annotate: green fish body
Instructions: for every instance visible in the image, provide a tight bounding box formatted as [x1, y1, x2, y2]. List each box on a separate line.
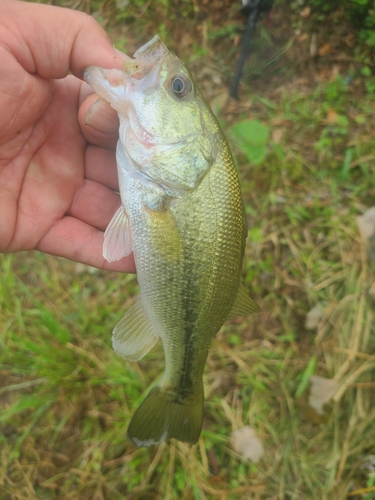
[84, 36, 259, 447]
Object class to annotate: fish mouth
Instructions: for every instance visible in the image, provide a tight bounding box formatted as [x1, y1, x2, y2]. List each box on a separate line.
[84, 65, 197, 148]
[84, 36, 194, 147]
[122, 35, 169, 78]
[83, 65, 156, 96]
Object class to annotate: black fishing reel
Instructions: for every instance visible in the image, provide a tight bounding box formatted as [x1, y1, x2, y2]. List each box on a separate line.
[230, 0, 274, 97]
[240, 0, 274, 17]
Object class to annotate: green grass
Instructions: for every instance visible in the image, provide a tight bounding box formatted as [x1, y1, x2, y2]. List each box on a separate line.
[2, 1, 375, 499]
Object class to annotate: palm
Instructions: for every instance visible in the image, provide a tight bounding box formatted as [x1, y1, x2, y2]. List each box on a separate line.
[2, 78, 84, 251]
[0, 64, 133, 272]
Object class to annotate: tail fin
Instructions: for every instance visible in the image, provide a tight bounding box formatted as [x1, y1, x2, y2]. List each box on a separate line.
[127, 383, 204, 447]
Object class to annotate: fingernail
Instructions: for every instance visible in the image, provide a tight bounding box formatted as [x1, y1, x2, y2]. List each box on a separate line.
[85, 98, 118, 133]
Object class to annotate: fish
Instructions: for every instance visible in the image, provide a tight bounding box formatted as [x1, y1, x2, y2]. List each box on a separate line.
[84, 36, 260, 447]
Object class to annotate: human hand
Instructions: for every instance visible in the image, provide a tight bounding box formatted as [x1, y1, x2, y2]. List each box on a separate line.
[0, 0, 135, 272]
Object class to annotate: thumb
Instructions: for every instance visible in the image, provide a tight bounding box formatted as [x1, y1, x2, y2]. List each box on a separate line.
[2, 0, 124, 80]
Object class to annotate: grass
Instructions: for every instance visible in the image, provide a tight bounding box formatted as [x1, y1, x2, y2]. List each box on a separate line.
[2, 1, 375, 499]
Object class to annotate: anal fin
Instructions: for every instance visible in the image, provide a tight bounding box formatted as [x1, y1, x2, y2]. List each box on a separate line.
[103, 205, 132, 262]
[227, 283, 261, 320]
[112, 296, 159, 361]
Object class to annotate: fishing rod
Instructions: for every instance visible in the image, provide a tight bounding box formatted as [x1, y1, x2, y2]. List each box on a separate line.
[230, 0, 274, 98]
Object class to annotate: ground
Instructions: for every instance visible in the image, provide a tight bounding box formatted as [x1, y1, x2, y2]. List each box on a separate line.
[1, 1, 375, 499]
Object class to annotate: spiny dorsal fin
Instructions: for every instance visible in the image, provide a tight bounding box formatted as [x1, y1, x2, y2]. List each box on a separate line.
[227, 283, 261, 320]
[103, 205, 132, 262]
[112, 297, 159, 361]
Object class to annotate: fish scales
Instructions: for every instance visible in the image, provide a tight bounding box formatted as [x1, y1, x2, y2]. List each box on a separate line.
[84, 36, 259, 447]
[127, 136, 245, 381]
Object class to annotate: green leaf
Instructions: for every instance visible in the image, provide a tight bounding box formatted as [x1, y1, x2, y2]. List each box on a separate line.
[232, 120, 269, 165]
[232, 119, 269, 145]
[238, 143, 267, 165]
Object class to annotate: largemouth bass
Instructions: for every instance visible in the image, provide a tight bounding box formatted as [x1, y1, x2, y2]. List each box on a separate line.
[84, 36, 259, 447]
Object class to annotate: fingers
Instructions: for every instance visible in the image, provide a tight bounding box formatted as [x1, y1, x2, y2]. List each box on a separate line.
[78, 90, 118, 149]
[79, 87, 120, 188]
[85, 146, 119, 191]
[79, 87, 120, 189]
[67, 179, 120, 231]
[3, 0, 124, 80]
[0, 46, 53, 142]
[37, 216, 136, 273]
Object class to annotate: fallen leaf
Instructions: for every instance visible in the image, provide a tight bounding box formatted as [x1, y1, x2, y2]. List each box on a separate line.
[356, 207, 375, 240]
[310, 33, 317, 57]
[272, 128, 284, 144]
[300, 6, 311, 18]
[305, 305, 323, 330]
[319, 43, 332, 56]
[308, 375, 338, 415]
[270, 117, 292, 127]
[329, 65, 340, 81]
[230, 427, 264, 463]
[325, 108, 339, 124]
[298, 33, 308, 42]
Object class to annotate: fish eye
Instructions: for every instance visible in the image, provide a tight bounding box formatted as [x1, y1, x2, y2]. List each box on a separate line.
[169, 75, 192, 99]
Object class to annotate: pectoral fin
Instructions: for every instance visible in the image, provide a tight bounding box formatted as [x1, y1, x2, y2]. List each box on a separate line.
[227, 283, 261, 319]
[103, 206, 133, 262]
[112, 296, 159, 361]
